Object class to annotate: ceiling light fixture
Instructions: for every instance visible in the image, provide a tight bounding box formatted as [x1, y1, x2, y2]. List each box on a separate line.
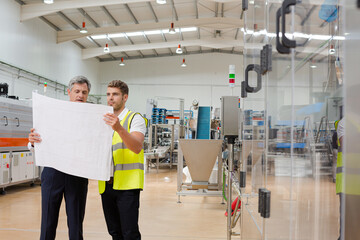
[176, 44, 183, 54]
[169, 23, 176, 34]
[119, 57, 125, 66]
[169, 5, 176, 35]
[80, 22, 88, 34]
[156, 0, 167, 4]
[329, 45, 335, 55]
[309, 59, 317, 69]
[44, 0, 54, 4]
[181, 58, 187, 67]
[310, 61, 317, 68]
[91, 28, 197, 40]
[104, 43, 110, 53]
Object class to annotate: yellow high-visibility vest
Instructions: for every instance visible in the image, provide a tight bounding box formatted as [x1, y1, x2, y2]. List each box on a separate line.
[335, 120, 343, 194]
[99, 110, 147, 194]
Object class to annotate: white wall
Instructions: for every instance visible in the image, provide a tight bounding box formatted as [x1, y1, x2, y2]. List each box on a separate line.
[99, 51, 331, 123]
[0, 0, 100, 101]
[99, 53, 243, 115]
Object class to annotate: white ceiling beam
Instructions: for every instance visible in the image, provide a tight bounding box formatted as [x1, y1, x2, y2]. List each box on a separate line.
[58, 17, 242, 43]
[21, 0, 241, 21]
[21, 0, 156, 22]
[82, 35, 328, 59]
[208, 0, 326, 4]
[243, 43, 328, 56]
[267, 0, 324, 4]
[201, 0, 240, 2]
[21, 0, 326, 22]
[82, 37, 243, 59]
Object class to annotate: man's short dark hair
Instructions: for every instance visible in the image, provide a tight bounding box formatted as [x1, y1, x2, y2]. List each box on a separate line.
[108, 80, 129, 96]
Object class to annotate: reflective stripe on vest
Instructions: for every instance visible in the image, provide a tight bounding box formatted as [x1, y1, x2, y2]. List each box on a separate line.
[337, 166, 344, 174]
[337, 165, 360, 175]
[112, 142, 128, 151]
[336, 148, 343, 194]
[114, 162, 144, 171]
[99, 110, 145, 194]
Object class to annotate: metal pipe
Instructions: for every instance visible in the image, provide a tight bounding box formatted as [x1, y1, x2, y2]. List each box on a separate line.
[217, 150, 223, 191]
[0, 60, 101, 102]
[231, 197, 241, 228]
[180, 99, 185, 138]
[170, 124, 174, 168]
[177, 146, 183, 203]
[227, 143, 234, 240]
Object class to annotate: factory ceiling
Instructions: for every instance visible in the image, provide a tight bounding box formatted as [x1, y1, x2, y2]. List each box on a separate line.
[14, 0, 336, 62]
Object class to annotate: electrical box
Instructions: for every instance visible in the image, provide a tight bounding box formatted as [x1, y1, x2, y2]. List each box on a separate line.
[35, 164, 40, 179]
[11, 152, 27, 182]
[26, 152, 35, 179]
[221, 96, 240, 137]
[1, 153, 10, 186]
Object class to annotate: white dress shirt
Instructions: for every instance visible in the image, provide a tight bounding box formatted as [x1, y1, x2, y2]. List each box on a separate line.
[337, 118, 345, 140]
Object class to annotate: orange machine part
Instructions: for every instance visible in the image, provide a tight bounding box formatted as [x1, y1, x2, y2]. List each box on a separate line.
[0, 138, 29, 147]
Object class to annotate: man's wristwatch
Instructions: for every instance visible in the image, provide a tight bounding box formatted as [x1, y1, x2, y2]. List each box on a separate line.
[27, 142, 34, 150]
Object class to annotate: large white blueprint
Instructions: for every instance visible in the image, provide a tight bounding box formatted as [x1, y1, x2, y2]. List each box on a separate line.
[32, 92, 113, 181]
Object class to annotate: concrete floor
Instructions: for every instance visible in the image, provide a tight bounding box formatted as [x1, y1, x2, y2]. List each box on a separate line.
[0, 167, 339, 240]
[0, 168, 227, 240]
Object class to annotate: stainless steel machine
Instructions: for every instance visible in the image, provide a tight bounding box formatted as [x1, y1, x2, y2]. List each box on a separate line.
[175, 97, 241, 204]
[145, 123, 178, 172]
[221, 96, 244, 239]
[0, 97, 39, 194]
[176, 139, 223, 202]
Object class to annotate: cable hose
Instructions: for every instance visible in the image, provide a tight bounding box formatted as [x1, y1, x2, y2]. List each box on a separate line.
[222, 170, 227, 201]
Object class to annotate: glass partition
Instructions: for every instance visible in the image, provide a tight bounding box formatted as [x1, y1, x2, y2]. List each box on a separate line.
[343, 0, 360, 239]
[239, 0, 344, 239]
[240, 1, 267, 239]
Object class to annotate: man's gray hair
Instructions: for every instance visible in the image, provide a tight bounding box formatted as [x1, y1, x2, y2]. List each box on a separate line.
[68, 75, 91, 92]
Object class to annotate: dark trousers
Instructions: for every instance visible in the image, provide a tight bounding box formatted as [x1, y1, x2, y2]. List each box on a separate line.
[101, 183, 141, 240]
[40, 167, 88, 240]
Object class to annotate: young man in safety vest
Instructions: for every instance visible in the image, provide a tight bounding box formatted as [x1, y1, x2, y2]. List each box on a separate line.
[99, 80, 147, 240]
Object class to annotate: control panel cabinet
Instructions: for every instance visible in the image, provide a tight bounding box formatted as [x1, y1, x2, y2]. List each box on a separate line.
[11, 152, 27, 182]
